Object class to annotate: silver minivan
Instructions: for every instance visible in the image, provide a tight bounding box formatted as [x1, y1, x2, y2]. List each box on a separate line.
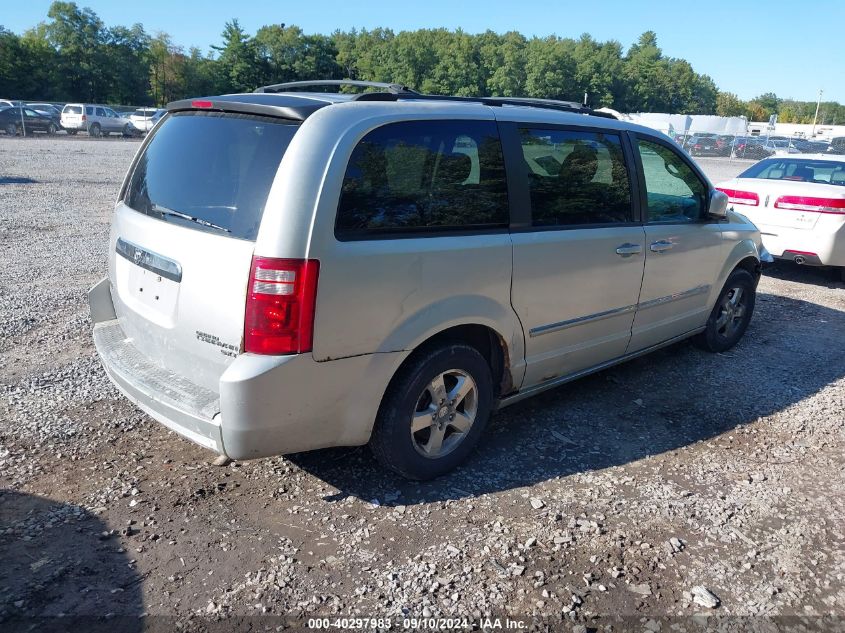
[89, 81, 771, 479]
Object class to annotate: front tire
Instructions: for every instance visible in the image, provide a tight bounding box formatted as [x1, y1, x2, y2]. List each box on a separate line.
[694, 268, 756, 353]
[5, 122, 18, 136]
[370, 344, 493, 480]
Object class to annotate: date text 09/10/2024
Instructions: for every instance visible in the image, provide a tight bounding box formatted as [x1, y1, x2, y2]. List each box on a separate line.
[307, 617, 528, 630]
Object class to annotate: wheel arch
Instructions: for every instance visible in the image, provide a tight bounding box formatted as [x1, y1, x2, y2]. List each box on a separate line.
[710, 238, 762, 306]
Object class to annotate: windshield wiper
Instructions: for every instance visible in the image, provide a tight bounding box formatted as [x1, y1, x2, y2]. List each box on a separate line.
[151, 204, 231, 233]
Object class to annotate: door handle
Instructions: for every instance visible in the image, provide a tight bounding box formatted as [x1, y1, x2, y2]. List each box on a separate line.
[615, 243, 642, 257]
[649, 240, 674, 253]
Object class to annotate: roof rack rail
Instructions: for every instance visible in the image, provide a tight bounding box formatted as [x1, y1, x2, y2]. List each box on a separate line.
[385, 94, 616, 119]
[254, 79, 419, 95]
[254, 79, 615, 119]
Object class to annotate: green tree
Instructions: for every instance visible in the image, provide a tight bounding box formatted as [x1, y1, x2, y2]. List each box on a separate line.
[104, 24, 151, 104]
[148, 33, 186, 105]
[716, 91, 747, 117]
[212, 19, 262, 92]
[482, 31, 527, 97]
[44, 1, 107, 101]
[255, 24, 340, 86]
[524, 36, 578, 100]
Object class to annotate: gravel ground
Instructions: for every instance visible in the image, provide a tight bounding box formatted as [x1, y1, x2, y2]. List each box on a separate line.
[1, 137, 844, 631]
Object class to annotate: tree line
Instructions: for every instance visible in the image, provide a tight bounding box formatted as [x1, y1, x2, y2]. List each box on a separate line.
[1, 1, 842, 124]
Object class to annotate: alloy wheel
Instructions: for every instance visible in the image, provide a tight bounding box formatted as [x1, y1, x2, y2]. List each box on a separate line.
[715, 286, 746, 338]
[410, 369, 478, 459]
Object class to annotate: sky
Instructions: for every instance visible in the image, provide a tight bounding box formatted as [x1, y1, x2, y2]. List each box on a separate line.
[3, 0, 844, 103]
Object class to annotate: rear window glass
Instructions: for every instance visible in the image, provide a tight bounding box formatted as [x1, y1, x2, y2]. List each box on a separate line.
[739, 159, 845, 186]
[335, 120, 508, 238]
[124, 111, 298, 240]
[64, 105, 82, 114]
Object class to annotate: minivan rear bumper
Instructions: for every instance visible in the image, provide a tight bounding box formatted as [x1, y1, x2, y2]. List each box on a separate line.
[93, 318, 225, 452]
[89, 278, 405, 460]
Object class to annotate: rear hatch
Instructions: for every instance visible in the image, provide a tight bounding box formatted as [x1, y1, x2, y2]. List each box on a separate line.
[130, 110, 154, 130]
[61, 104, 84, 127]
[110, 110, 300, 392]
[718, 178, 845, 232]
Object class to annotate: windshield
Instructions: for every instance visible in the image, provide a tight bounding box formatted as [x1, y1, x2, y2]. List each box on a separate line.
[739, 159, 845, 186]
[124, 111, 299, 240]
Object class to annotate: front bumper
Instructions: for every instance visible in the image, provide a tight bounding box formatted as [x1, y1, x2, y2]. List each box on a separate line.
[89, 278, 405, 460]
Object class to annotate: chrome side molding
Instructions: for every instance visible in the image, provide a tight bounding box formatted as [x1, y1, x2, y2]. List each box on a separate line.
[637, 284, 710, 310]
[530, 284, 711, 338]
[529, 304, 637, 338]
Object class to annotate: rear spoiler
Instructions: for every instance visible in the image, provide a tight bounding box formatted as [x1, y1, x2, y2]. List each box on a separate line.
[166, 94, 329, 121]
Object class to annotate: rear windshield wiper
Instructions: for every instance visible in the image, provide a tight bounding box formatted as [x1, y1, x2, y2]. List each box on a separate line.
[151, 204, 231, 233]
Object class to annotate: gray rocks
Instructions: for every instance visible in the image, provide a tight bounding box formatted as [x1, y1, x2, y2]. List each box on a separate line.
[691, 585, 721, 609]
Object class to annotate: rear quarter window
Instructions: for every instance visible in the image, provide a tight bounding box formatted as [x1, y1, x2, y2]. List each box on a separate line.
[335, 120, 509, 239]
[124, 111, 299, 240]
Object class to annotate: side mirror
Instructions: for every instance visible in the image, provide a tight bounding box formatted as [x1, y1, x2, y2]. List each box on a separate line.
[707, 189, 729, 219]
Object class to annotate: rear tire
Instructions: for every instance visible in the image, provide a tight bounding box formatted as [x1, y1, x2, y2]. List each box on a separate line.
[47, 123, 57, 135]
[89, 123, 101, 138]
[370, 343, 493, 480]
[68, 129, 78, 135]
[694, 268, 756, 353]
[5, 122, 18, 136]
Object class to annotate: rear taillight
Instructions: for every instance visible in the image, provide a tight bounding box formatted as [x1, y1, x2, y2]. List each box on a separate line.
[244, 257, 320, 355]
[773, 195, 845, 214]
[81, 114, 87, 121]
[716, 187, 759, 206]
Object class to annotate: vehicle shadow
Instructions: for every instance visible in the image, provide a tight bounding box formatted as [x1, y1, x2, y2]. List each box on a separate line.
[762, 260, 843, 287]
[0, 490, 143, 632]
[288, 292, 845, 506]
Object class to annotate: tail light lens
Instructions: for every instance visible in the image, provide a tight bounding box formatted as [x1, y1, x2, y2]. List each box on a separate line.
[716, 187, 759, 206]
[81, 114, 87, 121]
[774, 195, 845, 214]
[244, 257, 320, 355]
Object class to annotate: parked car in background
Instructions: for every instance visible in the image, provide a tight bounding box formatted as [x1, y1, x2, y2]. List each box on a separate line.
[828, 137, 845, 155]
[149, 108, 166, 127]
[688, 134, 725, 156]
[768, 139, 800, 155]
[732, 137, 775, 160]
[790, 138, 829, 154]
[89, 81, 768, 479]
[26, 103, 63, 129]
[717, 155, 845, 280]
[60, 103, 134, 137]
[0, 105, 59, 135]
[129, 108, 165, 134]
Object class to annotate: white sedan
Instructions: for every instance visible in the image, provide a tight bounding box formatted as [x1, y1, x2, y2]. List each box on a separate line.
[716, 154, 845, 280]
